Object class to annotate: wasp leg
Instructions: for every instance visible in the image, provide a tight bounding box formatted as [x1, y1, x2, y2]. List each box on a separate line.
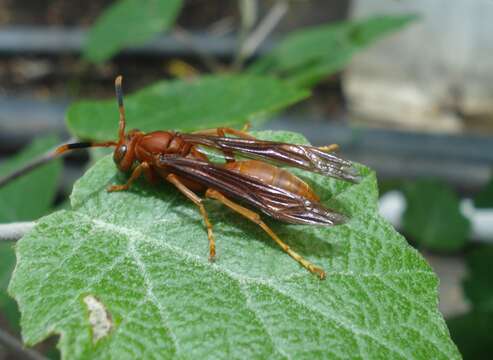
[240, 122, 251, 132]
[216, 128, 236, 163]
[192, 124, 254, 162]
[167, 174, 216, 261]
[318, 144, 339, 152]
[193, 125, 255, 162]
[205, 188, 326, 279]
[107, 162, 151, 192]
[193, 126, 255, 139]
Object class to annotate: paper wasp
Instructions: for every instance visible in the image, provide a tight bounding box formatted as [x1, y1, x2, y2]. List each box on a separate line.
[56, 76, 360, 279]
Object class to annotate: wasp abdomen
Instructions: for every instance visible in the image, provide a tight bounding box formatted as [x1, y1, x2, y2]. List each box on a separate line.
[224, 160, 319, 202]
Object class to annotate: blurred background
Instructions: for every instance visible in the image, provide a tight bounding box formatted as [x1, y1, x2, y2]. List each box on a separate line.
[0, 0, 492, 359]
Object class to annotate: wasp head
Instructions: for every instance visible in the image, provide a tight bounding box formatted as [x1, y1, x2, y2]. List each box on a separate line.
[113, 129, 143, 172]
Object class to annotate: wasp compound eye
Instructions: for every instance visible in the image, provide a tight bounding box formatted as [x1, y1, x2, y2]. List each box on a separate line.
[113, 145, 127, 164]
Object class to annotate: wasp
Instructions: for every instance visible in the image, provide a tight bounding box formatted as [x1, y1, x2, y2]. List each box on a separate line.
[56, 76, 360, 279]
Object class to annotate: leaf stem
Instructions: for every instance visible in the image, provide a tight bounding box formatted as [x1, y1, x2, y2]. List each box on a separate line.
[232, 0, 288, 70]
[0, 328, 47, 360]
[173, 26, 225, 72]
[234, 0, 258, 66]
[0, 138, 74, 189]
[0, 222, 35, 242]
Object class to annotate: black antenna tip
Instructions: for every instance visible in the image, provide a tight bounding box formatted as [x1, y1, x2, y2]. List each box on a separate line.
[55, 142, 93, 155]
[115, 75, 124, 107]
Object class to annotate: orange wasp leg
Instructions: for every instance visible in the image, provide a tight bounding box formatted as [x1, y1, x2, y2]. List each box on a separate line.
[193, 124, 255, 162]
[240, 122, 251, 132]
[195, 124, 336, 154]
[205, 188, 326, 279]
[318, 144, 339, 152]
[215, 127, 235, 163]
[193, 125, 255, 139]
[166, 174, 216, 262]
[107, 162, 151, 192]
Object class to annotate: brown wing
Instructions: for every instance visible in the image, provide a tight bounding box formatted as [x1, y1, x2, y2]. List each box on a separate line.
[156, 154, 347, 226]
[181, 133, 360, 183]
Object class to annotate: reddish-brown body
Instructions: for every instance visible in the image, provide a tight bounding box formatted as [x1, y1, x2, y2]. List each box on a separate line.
[129, 130, 318, 200]
[223, 160, 319, 202]
[56, 75, 358, 279]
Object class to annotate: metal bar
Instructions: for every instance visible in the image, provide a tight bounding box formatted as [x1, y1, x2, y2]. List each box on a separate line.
[266, 116, 493, 187]
[0, 26, 273, 57]
[0, 96, 69, 152]
[0, 95, 492, 186]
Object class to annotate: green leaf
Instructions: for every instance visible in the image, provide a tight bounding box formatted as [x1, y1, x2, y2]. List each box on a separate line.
[84, 0, 183, 63]
[474, 174, 493, 209]
[448, 310, 493, 360]
[0, 243, 18, 330]
[462, 245, 493, 312]
[402, 180, 471, 251]
[378, 179, 404, 196]
[0, 136, 62, 222]
[66, 75, 309, 141]
[9, 131, 458, 359]
[250, 14, 418, 87]
[0, 136, 62, 331]
[448, 245, 493, 359]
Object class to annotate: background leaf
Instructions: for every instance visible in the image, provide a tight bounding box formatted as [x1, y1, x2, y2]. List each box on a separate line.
[402, 180, 471, 251]
[474, 174, 493, 209]
[447, 311, 493, 360]
[249, 14, 418, 87]
[0, 243, 18, 330]
[462, 246, 493, 312]
[66, 75, 309, 141]
[10, 131, 458, 359]
[0, 136, 62, 331]
[0, 136, 62, 223]
[84, 0, 183, 63]
[448, 245, 493, 359]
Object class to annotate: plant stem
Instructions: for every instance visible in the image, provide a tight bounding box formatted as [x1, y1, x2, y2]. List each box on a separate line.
[234, 0, 258, 65]
[0, 328, 47, 360]
[173, 26, 224, 72]
[0, 138, 75, 190]
[0, 222, 35, 242]
[233, 0, 288, 70]
[0, 151, 55, 189]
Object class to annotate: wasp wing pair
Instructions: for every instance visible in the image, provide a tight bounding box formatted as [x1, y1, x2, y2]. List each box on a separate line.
[182, 134, 360, 183]
[158, 134, 359, 226]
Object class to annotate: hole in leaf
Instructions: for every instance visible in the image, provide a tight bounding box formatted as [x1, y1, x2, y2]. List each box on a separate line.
[83, 295, 113, 343]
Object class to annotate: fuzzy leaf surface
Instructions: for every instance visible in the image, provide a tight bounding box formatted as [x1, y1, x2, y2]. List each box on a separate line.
[66, 75, 309, 141]
[10, 132, 459, 359]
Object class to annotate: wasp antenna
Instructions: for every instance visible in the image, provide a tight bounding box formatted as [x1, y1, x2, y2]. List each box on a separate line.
[55, 141, 117, 155]
[115, 75, 126, 142]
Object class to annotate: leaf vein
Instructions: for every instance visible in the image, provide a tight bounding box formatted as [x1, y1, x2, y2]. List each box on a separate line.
[126, 233, 179, 355]
[238, 283, 290, 360]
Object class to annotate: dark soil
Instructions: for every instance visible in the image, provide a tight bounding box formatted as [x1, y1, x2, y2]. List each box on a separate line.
[0, 0, 239, 27]
[0, 0, 348, 116]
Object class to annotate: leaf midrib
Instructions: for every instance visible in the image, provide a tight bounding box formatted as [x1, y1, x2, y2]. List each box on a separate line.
[39, 209, 446, 359]
[90, 213, 403, 359]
